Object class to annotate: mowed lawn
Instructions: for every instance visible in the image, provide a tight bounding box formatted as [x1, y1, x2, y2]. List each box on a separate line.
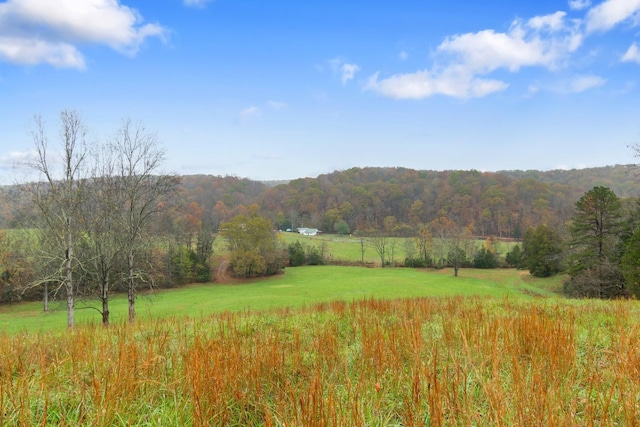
[0, 266, 561, 334]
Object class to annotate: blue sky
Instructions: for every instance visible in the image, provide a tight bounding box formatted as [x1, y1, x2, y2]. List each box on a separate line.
[1, 0, 640, 182]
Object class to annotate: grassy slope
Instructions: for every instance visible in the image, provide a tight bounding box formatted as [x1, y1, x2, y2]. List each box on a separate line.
[0, 266, 561, 334]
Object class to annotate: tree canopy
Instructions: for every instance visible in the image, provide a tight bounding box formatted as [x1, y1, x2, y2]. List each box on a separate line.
[221, 215, 285, 278]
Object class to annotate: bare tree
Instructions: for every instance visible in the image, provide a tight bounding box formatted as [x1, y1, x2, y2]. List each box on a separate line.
[368, 233, 389, 268]
[78, 144, 122, 326]
[446, 224, 474, 277]
[24, 111, 90, 329]
[113, 119, 180, 324]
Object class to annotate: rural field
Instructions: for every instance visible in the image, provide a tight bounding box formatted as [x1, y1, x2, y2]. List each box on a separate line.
[1, 261, 638, 425]
[0, 265, 558, 334]
[1, 287, 639, 425]
[0, 234, 634, 426]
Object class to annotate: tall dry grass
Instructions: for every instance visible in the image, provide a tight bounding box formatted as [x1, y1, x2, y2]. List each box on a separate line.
[0, 297, 638, 426]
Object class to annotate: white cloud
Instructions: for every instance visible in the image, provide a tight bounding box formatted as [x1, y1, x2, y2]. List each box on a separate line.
[329, 57, 360, 85]
[622, 43, 640, 63]
[340, 63, 359, 85]
[0, 37, 85, 69]
[567, 75, 606, 92]
[569, 0, 591, 11]
[0, 150, 36, 167]
[527, 11, 568, 32]
[183, 0, 214, 8]
[0, 0, 167, 69]
[438, 14, 582, 72]
[367, 12, 582, 99]
[366, 69, 509, 99]
[239, 106, 260, 122]
[585, 0, 640, 33]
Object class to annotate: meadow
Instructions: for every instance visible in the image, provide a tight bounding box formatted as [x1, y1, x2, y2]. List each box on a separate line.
[0, 266, 560, 334]
[1, 295, 639, 425]
[1, 235, 637, 425]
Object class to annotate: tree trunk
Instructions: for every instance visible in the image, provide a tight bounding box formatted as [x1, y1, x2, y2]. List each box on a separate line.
[128, 252, 135, 324]
[43, 281, 48, 312]
[66, 228, 74, 329]
[101, 279, 110, 326]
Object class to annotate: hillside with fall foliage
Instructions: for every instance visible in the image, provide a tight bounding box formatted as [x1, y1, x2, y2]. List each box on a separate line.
[173, 164, 638, 239]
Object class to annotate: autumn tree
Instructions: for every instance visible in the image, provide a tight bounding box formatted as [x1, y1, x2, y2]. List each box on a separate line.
[0, 229, 35, 304]
[414, 224, 432, 267]
[221, 214, 285, 277]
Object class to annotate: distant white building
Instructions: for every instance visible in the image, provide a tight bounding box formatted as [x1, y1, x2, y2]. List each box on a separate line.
[297, 227, 321, 236]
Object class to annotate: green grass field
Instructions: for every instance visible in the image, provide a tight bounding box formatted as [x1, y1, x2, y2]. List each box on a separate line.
[4, 232, 640, 425]
[278, 232, 517, 265]
[0, 266, 562, 334]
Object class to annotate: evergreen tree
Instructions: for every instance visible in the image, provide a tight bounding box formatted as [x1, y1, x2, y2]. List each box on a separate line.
[522, 225, 563, 277]
[565, 187, 626, 298]
[621, 227, 640, 298]
[505, 245, 526, 269]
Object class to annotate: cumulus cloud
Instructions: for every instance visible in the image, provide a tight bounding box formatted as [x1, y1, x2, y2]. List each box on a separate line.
[622, 43, 640, 63]
[585, 0, 640, 33]
[569, 0, 591, 11]
[183, 0, 214, 8]
[367, 12, 583, 99]
[0, 0, 167, 69]
[329, 57, 360, 85]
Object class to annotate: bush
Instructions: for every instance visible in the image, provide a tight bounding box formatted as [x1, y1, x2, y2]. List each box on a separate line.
[473, 248, 497, 269]
[334, 220, 350, 235]
[306, 245, 324, 265]
[287, 241, 306, 266]
[505, 245, 526, 269]
[404, 257, 429, 268]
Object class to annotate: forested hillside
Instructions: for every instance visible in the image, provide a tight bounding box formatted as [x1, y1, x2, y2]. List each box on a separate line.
[2, 164, 637, 237]
[177, 165, 638, 239]
[500, 165, 637, 198]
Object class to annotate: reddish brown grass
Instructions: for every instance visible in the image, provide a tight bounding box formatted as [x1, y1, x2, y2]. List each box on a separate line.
[0, 297, 638, 425]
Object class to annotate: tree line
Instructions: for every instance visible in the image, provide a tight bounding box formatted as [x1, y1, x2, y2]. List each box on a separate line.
[144, 165, 635, 244]
[509, 185, 640, 299]
[0, 112, 188, 328]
